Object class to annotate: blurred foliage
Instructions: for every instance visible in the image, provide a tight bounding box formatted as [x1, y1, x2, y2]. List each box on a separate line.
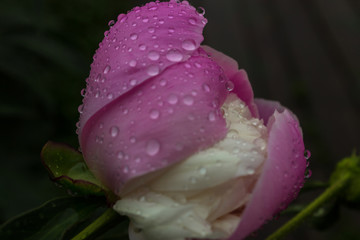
[0, 0, 134, 223]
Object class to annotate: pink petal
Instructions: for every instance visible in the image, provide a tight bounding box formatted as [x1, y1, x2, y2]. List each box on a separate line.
[80, 56, 228, 194]
[202, 46, 258, 117]
[228, 108, 306, 240]
[79, 1, 207, 135]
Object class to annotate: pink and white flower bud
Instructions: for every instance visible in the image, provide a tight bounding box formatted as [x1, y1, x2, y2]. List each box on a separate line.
[78, 1, 307, 239]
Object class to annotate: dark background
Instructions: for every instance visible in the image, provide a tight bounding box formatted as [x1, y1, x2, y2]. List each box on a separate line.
[1, 0, 359, 239]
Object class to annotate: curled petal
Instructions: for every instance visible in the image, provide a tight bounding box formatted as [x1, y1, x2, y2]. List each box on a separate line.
[228, 106, 306, 240]
[202, 45, 258, 117]
[80, 56, 228, 194]
[79, 1, 207, 134]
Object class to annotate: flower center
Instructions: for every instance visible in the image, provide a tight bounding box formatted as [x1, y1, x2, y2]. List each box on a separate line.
[113, 93, 268, 240]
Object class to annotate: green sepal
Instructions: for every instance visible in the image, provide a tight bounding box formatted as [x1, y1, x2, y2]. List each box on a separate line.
[41, 141, 108, 196]
[330, 152, 360, 205]
[0, 197, 105, 240]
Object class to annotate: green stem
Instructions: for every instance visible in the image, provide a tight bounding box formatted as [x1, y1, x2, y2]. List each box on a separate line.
[266, 173, 351, 240]
[71, 208, 119, 240]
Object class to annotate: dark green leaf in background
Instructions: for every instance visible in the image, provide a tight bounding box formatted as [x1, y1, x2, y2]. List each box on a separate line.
[41, 141, 108, 197]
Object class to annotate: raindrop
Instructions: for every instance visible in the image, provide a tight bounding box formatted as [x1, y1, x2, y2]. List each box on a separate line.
[159, 79, 167, 86]
[129, 60, 137, 67]
[199, 167, 207, 175]
[108, 20, 115, 27]
[130, 33, 138, 40]
[103, 65, 111, 74]
[168, 27, 175, 33]
[123, 166, 129, 173]
[196, 7, 205, 15]
[166, 50, 183, 62]
[225, 81, 234, 91]
[142, 17, 149, 23]
[208, 112, 216, 122]
[78, 104, 84, 114]
[202, 83, 211, 92]
[188, 17, 197, 25]
[130, 79, 137, 86]
[148, 27, 155, 33]
[246, 168, 255, 175]
[183, 95, 194, 106]
[107, 93, 113, 99]
[130, 136, 136, 143]
[146, 140, 160, 156]
[149, 109, 160, 119]
[110, 126, 119, 137]
[182, 39, 197, 51]
[139, 44, 147, 51]
[147, 65, 160, 76]
[168, 94, 178, 104]
[80, 88, 86, 97]
[305, 169, 312, 179]
[148, 51, 160, 61]
[304, 149, 311, 160]
[117, 151, 124, 159]
[117, 14, 127, 23]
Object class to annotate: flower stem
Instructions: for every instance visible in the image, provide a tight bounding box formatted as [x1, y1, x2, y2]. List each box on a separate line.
[266, 173, 351, 240]
[71, 208, 120, 240]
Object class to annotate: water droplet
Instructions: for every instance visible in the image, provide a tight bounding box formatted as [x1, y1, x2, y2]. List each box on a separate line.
[305, 169, 312, 179]
[196, 7, 205, 15]
[166, 94, 177, 105]
[182, 39, 197, 51]
[149, 109, 160, 119]
[304, 149, 311, 160]
[103, 65, 111, 74]
[108, 20, 115, 27]
[130, 136, 136, 143]
[246, 168, 255, 175]
[166, 49, 183, 62]
[118, 14, 127, 23]
[202, 83, 211, 92]
[225, 81, 234, 91]
[139, 44, 147, 51]
[117, 151, 124, 159]
[199, 167, 207, 175]
[168, 27, 175, 33]
[148, 27, 155, 33]
[208, 112, 216, 122]
[130, 33, 138, 40]
[129, 60, 137, 67]
[78, 104, 84, 114]
[148, 51, 160, 61]
[107, 93, 113, 99]
[110, 126, 119, 137]
[146, 140, 160, 156]
[188, 17, 197, 25]
[124, 80, 134, 88]
[159, 79, 167, 86]
[183, 95, 194, 106]
[80, 88, 86, 97]
[123, 166, 129, 173]
[147, 65, 160, 76]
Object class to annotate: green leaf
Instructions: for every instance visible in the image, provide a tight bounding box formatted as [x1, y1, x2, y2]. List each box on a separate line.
[330, 152, 360, 206]
[41, 141, 108, 196]
[0, 197, 104, 240]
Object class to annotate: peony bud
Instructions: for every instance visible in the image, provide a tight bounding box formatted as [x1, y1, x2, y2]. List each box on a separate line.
[78, 1, 307, 239]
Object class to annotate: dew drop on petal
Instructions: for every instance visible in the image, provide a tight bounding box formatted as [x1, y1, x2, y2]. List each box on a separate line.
[148, 51, 160, 61]
[110, 126, 119, 137]
[225, 81, 234, 91]
[183, 95, 194, 106]
[166, 50, 183, 62]
[188, 17, 197, 25]
[149, 109, 160, 119]
[304, 149, 311, 160]
[199, 167, 207, 175]
[202, 83, 210, 92]
[147, 65, 160, 76]
[146, 140, 160, 156]
[129, 60, 137, 67]
[182, 39, 197, 51]
[117, 151, 124, 159]
[139, 44, 147, 51]
[168, 94, 178, 104]
[208, 112, 216, 122]
[130, 33, 138, 40]
[103, 65, 111, 74]
[130, 79, 137, 86]
[196, 7, 205, 15]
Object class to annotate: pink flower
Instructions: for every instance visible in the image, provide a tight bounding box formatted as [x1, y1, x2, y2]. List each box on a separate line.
[78, 1, 307, 239]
